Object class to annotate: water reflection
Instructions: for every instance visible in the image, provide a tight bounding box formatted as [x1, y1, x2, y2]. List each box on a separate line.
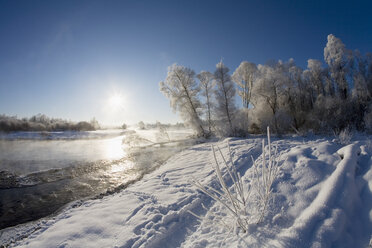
[0, 132, 132, 230]
[0, 135, 127, 175]
[0, 129, 195, 231]
[102, 136, 126, 160]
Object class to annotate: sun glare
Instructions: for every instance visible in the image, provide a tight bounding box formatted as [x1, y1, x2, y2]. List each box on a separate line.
[108, 93, 124, 110]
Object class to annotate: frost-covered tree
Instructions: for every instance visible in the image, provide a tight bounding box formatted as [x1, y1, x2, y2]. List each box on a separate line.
[213, 61, 237, 136]
[158, 34, 372, 135]
[232, 61, 257, 109]
[324, 34, 351, 100]
[138, 121, 145, 130]
[197, 71, 215, 135]
[253, 62, 286, 133]
[232, 61, 257, 133]
[160, 64, 206, 137]
[304, 59, 325, 101]
[285, 61, 309, 130]
[347, 50, 372, 130]
[352, 50, 371, 102]
[366, 53, 372, 96]
[90, 117, 100, 130]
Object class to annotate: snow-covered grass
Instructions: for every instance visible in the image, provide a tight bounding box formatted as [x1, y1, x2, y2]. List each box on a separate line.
[251, 127, 281, 224]
[190, 127, 280, 234]
[189, 143, 252, 233]
[335, 128, 353, 145]
[1, 135, 372, 247]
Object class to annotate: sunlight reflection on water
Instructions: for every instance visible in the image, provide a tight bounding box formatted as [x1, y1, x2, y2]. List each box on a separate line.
[0, 129, 195, 230]
[102, 136, 126, 160]
[0, 134, 128, 174]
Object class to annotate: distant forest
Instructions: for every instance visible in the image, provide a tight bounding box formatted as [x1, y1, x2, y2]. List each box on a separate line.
[0, 114, 100, 132]
[160, 34, 372, 137]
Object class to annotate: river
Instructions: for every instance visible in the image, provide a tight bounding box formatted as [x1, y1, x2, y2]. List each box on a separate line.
[0, 129, 194, 230]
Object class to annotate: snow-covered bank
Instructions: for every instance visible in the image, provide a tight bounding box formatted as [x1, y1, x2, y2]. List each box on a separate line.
[1, 136, 372, 247]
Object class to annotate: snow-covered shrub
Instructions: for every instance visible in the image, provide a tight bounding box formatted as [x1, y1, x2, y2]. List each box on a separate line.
[74, 121, 95, 131]
[249, 122, 261, 134]
[311, 95, 356, 133]
[336, 128, 353, 145]
[249, 103, 272, 133]
[233, 108, 250, 137]
[190, 127, 280, 233]
[138, 121, 145, 130]
[155, 122, 170, 142]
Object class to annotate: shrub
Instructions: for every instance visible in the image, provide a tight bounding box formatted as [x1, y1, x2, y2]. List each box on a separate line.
[336, 128, 353, 145]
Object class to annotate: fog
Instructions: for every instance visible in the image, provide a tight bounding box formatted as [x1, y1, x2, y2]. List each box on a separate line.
[0, 135, 126, 175]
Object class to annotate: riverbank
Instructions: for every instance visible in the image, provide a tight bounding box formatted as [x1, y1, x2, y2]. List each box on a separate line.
[1, 135, 372, 247]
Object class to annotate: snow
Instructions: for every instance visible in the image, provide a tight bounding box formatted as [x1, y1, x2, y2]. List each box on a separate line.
[1, 135, 372, 247]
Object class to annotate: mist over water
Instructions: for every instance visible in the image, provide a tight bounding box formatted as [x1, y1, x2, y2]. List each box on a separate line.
[0, 129, 194, 230]
[0, 132, 126, 175]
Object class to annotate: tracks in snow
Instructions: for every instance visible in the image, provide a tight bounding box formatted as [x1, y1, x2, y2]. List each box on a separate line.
[119, 140, 262, 248]
[276, 144, 366, 247]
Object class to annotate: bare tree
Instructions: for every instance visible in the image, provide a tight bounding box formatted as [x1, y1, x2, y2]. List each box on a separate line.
[253, 63, 285, 134]
[214, 61, 237, 136]
[197, 71, 215, 135]
[232, 61, 257, 109]
[160, 64, 206, 137]
[232, 61, 257, 132]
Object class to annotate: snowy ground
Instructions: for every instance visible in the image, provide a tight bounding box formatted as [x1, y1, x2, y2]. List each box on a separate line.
[1, 134, 372, 247]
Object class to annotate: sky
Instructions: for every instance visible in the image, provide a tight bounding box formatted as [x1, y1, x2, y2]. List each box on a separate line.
[0, 0, 371, 126]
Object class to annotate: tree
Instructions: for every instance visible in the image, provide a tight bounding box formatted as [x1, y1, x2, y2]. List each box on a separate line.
[232, 61, 257, 133]
[367, 53, 372, 97]
[214, 61, 237, 136]
[90, 117, 100, 130]
[304, 59, 325, 102]
[138, 121, 145, 130]
[253, 62, 286, 134]
[232, 61, 257, 109]
[197, 71, 215, 135]
[285, 60, 308, 130]
[159, 64, 206, 137]
[352, 50, 371, 102]
[324, 34, 351, 100]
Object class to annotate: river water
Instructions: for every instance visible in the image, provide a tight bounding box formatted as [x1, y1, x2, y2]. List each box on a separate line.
[0, 129, 194, 230]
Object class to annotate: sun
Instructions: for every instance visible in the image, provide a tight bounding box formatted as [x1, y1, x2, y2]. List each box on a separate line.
[108, 93, 124, 110]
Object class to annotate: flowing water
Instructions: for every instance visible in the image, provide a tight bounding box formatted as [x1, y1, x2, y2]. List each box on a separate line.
[0, 129, 194, 230]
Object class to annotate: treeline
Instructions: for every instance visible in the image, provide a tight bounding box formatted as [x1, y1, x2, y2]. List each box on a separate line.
[0, 114, 100, 132]
[160, 34, 372, 137]
[135, 121, 185, 130]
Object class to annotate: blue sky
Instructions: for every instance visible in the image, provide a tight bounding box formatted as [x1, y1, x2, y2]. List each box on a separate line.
[0, 0, 371, 125]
